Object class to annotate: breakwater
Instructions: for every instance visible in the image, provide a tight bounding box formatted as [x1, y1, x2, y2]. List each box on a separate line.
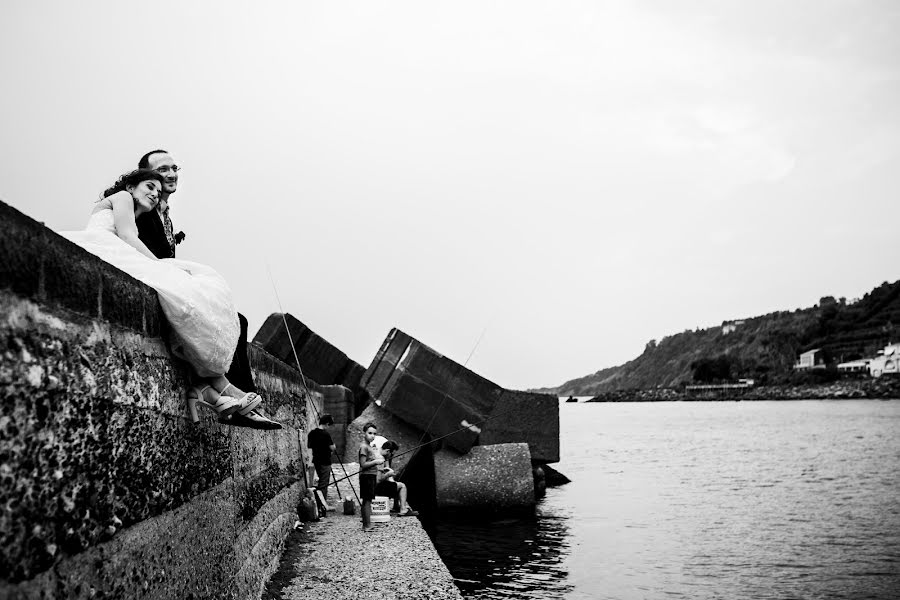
[588, 377, 900, 402]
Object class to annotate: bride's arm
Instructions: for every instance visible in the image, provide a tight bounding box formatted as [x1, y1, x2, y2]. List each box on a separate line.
[109, 191, 159, 260]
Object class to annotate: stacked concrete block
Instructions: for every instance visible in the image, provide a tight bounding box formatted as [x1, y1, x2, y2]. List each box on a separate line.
[253, 313, 364, 398]
[361, 329, 484, 453]
[318, 384, 354, 457]
[479, 389, 560, 463]
[433, 443, 536, 510]
[321, 385, 355, 425]
[357, 328, 565, 510]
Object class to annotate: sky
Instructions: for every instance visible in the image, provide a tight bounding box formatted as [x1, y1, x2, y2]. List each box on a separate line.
[1, 1, 898, 391]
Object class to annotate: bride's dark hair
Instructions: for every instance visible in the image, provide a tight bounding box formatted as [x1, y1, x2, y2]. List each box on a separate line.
[102, 168, 165, 199]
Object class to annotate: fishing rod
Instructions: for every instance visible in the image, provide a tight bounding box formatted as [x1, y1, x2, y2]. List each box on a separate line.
[266, 264, 362, 507]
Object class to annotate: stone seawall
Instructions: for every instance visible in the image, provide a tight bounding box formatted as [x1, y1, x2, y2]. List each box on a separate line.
[0, 200, 321, 599]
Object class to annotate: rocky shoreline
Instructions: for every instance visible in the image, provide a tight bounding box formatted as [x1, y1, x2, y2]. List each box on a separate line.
[587, 377, 900, 402]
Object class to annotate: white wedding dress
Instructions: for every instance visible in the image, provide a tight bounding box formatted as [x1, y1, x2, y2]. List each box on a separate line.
[61, 208, 239, 377]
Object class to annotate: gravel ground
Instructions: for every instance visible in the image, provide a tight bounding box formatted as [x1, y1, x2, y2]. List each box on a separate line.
[263, 509, 464, 600]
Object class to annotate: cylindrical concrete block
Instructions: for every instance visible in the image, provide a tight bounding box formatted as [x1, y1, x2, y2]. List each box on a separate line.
[434, 443, 535, 510]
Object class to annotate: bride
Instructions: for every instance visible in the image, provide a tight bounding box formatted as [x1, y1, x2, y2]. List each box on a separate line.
[62, 168, 279, 428]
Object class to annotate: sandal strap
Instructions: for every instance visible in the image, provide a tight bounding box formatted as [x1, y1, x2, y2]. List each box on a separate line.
[237, 393, 263, 415]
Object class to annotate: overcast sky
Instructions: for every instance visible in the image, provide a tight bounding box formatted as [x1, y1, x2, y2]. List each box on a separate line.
[2, 1, 898, 391]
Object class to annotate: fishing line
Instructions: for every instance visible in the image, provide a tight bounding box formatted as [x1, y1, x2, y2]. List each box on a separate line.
[265, 263, 361, 507]
[409, 323, 491, 455]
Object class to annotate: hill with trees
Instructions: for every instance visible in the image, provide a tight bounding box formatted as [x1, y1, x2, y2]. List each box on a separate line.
[537, 279, 900, 397]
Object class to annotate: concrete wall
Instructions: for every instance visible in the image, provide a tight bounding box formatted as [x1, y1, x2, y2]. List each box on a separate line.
[0, 201, 320, 600]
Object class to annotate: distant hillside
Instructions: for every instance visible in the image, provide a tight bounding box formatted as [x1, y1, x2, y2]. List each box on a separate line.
[539, 279, 900, 397]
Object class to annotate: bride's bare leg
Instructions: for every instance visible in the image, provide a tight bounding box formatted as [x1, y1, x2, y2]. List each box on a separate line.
[203, 375, 246, 398]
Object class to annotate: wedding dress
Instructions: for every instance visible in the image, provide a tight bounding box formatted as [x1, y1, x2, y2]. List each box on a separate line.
[61, 208, 239, 377]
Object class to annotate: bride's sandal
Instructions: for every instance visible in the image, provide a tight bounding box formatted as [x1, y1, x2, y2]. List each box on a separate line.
[219, 383, 263, 416]
[186, 385, 244, 423]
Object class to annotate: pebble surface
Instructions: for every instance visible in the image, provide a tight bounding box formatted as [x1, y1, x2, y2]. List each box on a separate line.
[263, 510, 463, 600]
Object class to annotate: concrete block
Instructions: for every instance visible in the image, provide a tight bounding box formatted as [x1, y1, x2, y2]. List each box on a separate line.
[434, 443, 535, 510]
[373, 370, 481, 453]
[361, 328, 415, 396]
[399, 340, 501, 417]
[253, 313, 366, 393]
[329, 425, 348, 461]
[338, 361, 366, 394]
[321, 384, 354, 425]
[479, 389, 560, 463]
[342, 403, 424, 476]
[252, 312, 312, 368]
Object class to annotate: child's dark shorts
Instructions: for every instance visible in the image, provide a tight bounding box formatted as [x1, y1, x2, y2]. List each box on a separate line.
[375, 479, 398, 497]
[360, 474, 377, 500]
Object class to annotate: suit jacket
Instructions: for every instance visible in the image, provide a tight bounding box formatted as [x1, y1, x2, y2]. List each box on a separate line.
[136, 208, 175, 259]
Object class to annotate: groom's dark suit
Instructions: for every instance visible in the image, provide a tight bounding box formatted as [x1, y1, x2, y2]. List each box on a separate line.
[137, 207, 257, 393]
[136, 209, 175, 259]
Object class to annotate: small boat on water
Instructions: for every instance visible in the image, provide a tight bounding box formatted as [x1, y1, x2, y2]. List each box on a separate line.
[565, 396, 578, 403]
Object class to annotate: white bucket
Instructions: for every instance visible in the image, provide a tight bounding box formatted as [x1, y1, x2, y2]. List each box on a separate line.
[371, 495, 390, 523]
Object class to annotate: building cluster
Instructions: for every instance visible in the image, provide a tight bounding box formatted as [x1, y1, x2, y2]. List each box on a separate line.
[794, 343, 900, 378]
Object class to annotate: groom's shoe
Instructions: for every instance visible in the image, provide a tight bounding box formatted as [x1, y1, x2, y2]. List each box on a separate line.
[220, 410, 282, 430]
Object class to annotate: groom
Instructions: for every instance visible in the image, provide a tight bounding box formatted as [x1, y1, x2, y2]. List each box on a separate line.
[136, 149, 259, 400]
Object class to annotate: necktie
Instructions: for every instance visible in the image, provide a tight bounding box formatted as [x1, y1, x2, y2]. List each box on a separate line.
[158, 202, 176, 256]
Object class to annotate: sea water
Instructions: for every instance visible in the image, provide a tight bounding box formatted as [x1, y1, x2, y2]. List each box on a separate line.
[429, 399, 900, 599]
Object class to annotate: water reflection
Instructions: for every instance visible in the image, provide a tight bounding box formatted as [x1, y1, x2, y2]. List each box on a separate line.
[428, 503, 574, 599]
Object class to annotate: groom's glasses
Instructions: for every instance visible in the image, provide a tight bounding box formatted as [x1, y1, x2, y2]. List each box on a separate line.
[155, 165, 181, 174]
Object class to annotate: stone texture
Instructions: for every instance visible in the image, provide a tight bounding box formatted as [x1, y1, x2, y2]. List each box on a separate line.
[0, 479, 238, 599]
[234, 483, 303, 600]
[433, 443, 535, 510]
[0, 295, 230, 582]
[479, 389, 560, 463]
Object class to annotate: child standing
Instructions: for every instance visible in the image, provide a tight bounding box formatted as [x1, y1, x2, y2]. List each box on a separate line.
[358, 422, 384, 532]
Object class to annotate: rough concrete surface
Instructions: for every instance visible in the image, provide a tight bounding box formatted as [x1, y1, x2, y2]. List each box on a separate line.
[479, 389, 560, 463]
[262, 512, 463, 600]
[252, 313, 364, 392]
[434, 443, 535, 510]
